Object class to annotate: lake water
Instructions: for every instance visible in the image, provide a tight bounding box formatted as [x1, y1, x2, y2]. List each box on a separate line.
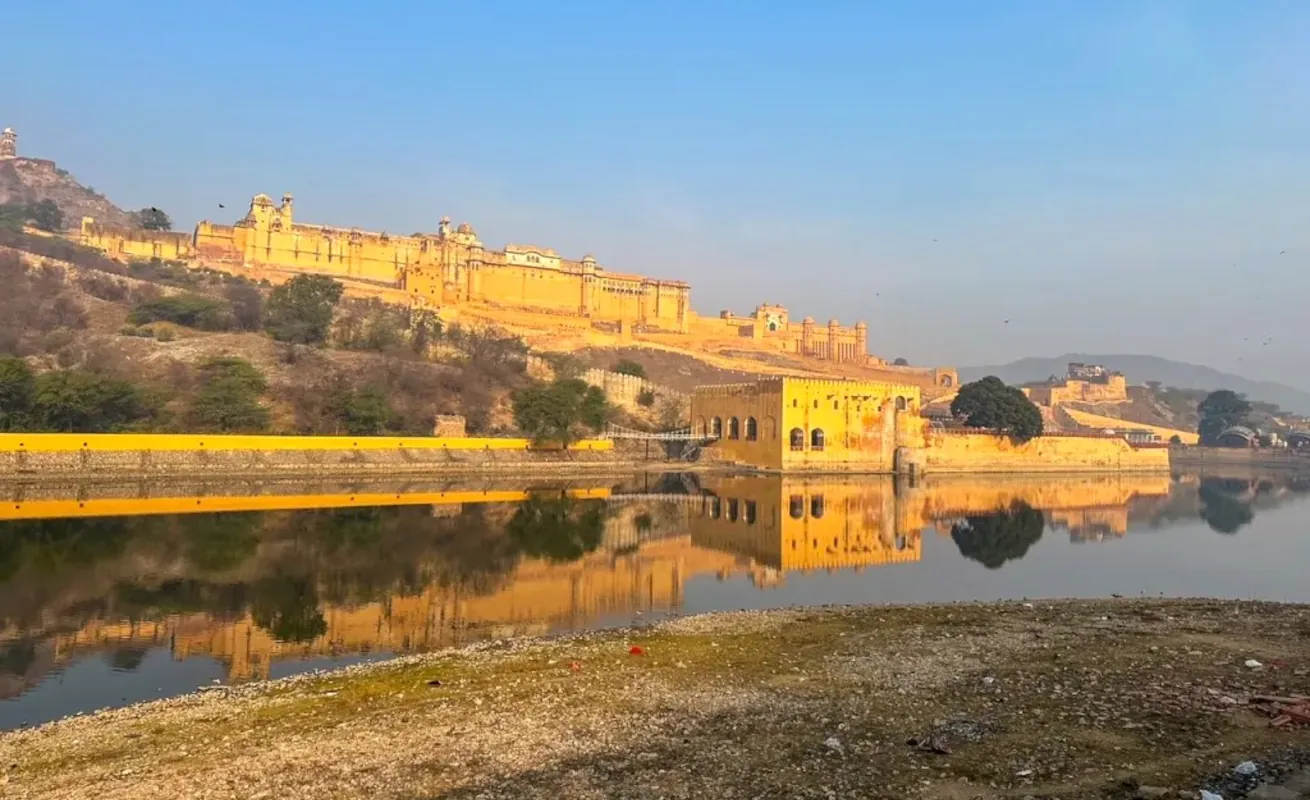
[2, 469, 1309, 730]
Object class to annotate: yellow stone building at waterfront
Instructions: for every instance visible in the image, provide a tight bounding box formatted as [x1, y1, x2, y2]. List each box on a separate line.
[691, 376, 1172, 474]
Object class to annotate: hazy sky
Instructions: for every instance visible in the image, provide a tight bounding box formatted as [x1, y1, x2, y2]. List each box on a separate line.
[4, 1, 1308, 385]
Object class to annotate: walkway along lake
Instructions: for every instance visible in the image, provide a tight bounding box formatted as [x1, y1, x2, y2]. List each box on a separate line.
[2, 469, 1309, 730]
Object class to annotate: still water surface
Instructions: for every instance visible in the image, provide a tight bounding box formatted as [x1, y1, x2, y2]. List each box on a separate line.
[2, 470, 1308, 729]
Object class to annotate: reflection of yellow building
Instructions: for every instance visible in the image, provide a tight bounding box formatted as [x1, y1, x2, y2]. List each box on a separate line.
[31, 473, 1174, 683]
[53, 530, 741, 681]
[690, 476, 921, 585]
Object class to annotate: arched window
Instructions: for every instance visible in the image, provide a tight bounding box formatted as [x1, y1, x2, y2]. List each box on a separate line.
[941, 375, 954, 388]
[789, 428, 805, 451]
[709, 497, 721, 519]
[727, 499, 739, 522]
[811, 428, 826, 451]
[697, 417, 708, 437]
[711, 417, 723, 438]
[789, 495, 805, 519]
[728, 417, 740, 440]
[745, 417, 758, 441]
[811, 494, 825, 518]
[895, 396, 907, 411]
[895, 534, 907, 551]
[744, 500, 757, 524]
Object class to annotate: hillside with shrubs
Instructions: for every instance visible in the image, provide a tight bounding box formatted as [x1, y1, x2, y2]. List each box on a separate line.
[0, 227, 639, 439]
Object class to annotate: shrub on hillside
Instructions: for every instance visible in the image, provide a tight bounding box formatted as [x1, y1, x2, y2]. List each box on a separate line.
[636, 388, 656, 407]
[28, 370, 155, 432]
[129, 294, 233, 331]
[187, 357, 269, 433]
[264, 275, 344, 345]
[611, 359, 646, 378]
[77, 273, 130, 302]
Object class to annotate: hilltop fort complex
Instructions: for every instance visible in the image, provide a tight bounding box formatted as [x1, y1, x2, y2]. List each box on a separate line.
[77, 188, 957, 392]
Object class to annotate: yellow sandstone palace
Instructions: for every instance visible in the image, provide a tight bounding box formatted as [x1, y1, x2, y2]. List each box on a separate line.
[81, 192, 693, 333]
[76, 189, 953, 381]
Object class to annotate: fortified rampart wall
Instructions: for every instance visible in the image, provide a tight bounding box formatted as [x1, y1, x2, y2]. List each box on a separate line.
[0, 433, 624, 478]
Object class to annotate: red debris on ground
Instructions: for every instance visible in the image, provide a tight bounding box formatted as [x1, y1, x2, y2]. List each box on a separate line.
[629, 646, 646, 656]
[568, 661, 582, 672]
[1249, 695, 1310, 728]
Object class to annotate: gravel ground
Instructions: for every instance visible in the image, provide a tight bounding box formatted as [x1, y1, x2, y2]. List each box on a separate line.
[3, 599, 1310, 799]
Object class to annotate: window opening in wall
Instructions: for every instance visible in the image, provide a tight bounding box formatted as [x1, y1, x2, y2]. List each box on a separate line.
[811, 495, 825, 518]
[895, 535, 907, 551]
[792, 399, 798, 407]
[789, 495, 805, 519]
[711, 417, 723, 438]
[833, 400, 839, 409]
[728, 417, 740, 440]
[727, 499, 739, 522]
[709, 497, 721, 519]
[745, 417, 758, 441]
[895, 396, 907, 411]
[813, 399, 819, 408]
[744, 500, 757, 524]
[811, 428, 825, 451]
[789, 428, 805, 451]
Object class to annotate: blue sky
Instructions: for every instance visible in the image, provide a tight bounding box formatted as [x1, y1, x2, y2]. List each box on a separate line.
[4, 1, 1308, 384]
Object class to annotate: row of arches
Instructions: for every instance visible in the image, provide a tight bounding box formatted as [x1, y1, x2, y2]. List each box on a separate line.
[706, 416, 775, 441]
[702, 495, 759, 525]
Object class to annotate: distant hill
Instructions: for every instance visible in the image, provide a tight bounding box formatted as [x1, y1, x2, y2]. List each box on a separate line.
[0, 156, 135, 231]
[960, 354, 1310, 415]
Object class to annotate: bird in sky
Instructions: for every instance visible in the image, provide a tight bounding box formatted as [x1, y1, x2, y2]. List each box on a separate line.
[218, 203, 226, 209]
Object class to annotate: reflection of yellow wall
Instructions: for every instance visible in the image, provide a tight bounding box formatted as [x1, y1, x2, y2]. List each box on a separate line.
[53, 533, 740, 681]
[35, 473, 1179, 679]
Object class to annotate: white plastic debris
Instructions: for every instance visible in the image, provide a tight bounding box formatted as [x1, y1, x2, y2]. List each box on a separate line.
[1234, 761, 1258, 776]
[1244, 659, 1263, 669]
[982, 676, 996, 686]
[823, 737, 844, 753]
[1015, 768, 1033, 777]
[1200, 791, 1224, 800]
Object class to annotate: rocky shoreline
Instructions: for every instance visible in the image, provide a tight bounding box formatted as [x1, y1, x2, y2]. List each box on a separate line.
[3, 599, 1310, 799]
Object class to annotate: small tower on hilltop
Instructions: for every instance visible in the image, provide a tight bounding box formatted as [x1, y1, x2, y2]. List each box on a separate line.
[0, 128, 16, 160]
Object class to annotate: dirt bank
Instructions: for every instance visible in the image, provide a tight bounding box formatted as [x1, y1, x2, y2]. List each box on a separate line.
[3, 599, 1309, 799]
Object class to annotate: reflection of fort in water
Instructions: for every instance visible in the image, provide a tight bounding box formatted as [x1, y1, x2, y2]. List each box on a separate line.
[12, 474, 1176, 683]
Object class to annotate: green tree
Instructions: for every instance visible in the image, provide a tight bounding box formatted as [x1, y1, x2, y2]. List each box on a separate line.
[29, 371, 150, 432]
[511, 378, 611, 445]
[506, 496, 607, 562]
[0, 203, 25, 232]
[950, 501, 1045, 569]
[1197, 389, 1252, 446]
[184, 513, 262, 572]
[263, 275, 344, 344]
[331, 385, 394, 434]
[409, 308, 442, 355]
[134, 207, 173, 231]
[129, 294, 232, 330]
[611, 359, 647, 378]
[25, 200, 64, 232]
[636, 388, 656, 407]
[893, 357, 910, 366]
[0, 357, 35, 430]
[950, 376, 1044, 442]
[188, 357, 269, 432]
